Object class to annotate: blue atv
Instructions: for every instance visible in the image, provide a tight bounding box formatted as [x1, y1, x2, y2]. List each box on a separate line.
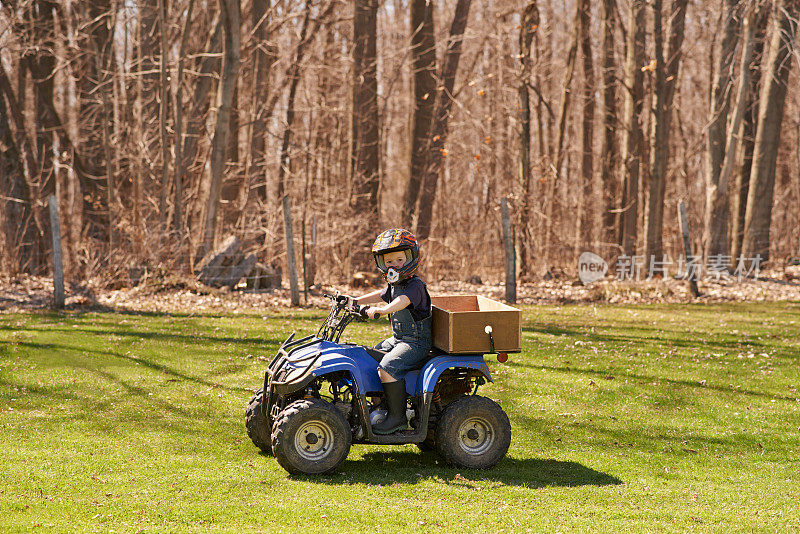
[245, 294, 511, 475]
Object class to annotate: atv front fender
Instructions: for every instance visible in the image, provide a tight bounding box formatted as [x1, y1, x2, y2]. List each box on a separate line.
[305, 346, 384, 394]
[267, 340, 383, 397]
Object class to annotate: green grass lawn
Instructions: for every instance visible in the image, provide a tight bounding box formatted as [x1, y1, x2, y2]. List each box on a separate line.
[1, 302, 799, 532]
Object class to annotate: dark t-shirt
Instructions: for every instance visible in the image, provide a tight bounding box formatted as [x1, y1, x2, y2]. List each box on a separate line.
[380, 275, 431, 321]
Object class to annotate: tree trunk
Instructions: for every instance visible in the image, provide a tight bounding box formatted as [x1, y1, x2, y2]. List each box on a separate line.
[741, 0, 799, 262]
[273, 0, 332, 295]
[157, 0, 170, 226]
[0, 61, 46, 270]
[138, 0, 159, 87]
[172, 0, 196, 256]
[575, 0, 595, 255]
[250, 0, 278, 205]
[0, 87, 39, 273]
[518, 2, 539, 277]
[273, 0, 334, 203]
[707, 5, 760, 265]
[25, 1, 101, 264]
[543, 5, 579, 265]
[30, 0, 58, 232]
[181, 13, 223, 208]
[199, 0, 241, 260]
[703, 0, 739, 260]
[415, 0, 472, 241]
[645, 0, 688, 263]
[402, 0, 437, 229]
[619, 0, 645, 256]
[276, 3, 312, 203]
[77, 0, 115, 242]
[181, 12, 223, 245]
[599, 0, 618, 248]
[351, 0, 380, 239]
[730, 5, 770, 261]
[136, 0, 160, 221]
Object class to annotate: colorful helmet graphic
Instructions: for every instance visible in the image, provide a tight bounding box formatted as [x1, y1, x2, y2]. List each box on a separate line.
[371, 228, 420, 283]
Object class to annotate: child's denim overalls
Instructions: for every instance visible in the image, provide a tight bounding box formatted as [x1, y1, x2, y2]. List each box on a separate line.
[374, 300, 432, 381]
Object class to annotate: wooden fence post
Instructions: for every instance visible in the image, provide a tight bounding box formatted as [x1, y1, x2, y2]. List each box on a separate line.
[501, 197, 517, 304]
[302, 218, 307, 304]
[48, 195, 65, 309]
[283, 194, 301, 306]
[678, 200, 700, 297]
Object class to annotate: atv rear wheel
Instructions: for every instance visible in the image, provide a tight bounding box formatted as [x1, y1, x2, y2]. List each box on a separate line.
[271, 398, 351, 475]
[416, 415, 437, 452]
[435, 395, 511, 469]
[245, 388, 272, 455]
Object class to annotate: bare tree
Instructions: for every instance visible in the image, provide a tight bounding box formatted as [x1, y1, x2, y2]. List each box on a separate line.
[180, 13, 222, 211]
[645, 0, 688, 263]
[249, 0, 278, 206]
[402, 0, 437, 230]
[172, 0, 197, 255]
[2, 0, 800, 286]
[351, 0, 380, 248]
[518, 1, 539, 276]
[415, 0, 473, 241]
[0, 61, 46, 271]
[599, 0, 619, 248]
[619, 0, 646, 256]
[199, 0, 241, 260]
[575, 0, 595, 256]
[707, 3, 761, 265]
[0, 82, 39, 272]
[707, 5, 763, 262]
[157, 0, 170, 224]
[29, 0, 58, 202]
[731, 4, 770, 261]
[543, 2, 579, 266]
[274, 1, 335, 202]
[703, 0, 740, 260]
[742, 0, 800, 261]
[76, 0, 116, 244]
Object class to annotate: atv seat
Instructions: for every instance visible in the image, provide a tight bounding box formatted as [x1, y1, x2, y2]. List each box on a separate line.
[364, 347, 445, 371]
[364, 347, 386, 363]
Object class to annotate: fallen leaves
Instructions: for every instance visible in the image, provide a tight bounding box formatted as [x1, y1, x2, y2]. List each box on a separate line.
[2, 269, 800, 314]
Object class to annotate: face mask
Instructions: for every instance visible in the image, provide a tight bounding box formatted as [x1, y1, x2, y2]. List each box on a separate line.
[386, 268, 400, 283]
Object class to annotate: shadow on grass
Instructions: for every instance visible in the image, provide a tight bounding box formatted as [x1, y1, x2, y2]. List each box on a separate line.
[0, 306, 329, 320]
[0, 339, 253, 394]
[523, 324, 772, 354]
[0, 322, 289, 350]
[291, 450, 622, 489]
[507, 358, 799, 402]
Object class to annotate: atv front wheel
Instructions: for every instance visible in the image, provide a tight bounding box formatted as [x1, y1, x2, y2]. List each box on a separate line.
[271, 398, 351, 475]
[435, 395, 511, 469]
[245, 388, 272, 455]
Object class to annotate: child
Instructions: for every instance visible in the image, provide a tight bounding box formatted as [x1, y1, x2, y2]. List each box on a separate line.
[353, 228, 432, 434]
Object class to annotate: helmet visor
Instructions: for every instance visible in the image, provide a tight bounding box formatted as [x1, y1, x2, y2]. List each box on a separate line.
[374, 249, 413, 272]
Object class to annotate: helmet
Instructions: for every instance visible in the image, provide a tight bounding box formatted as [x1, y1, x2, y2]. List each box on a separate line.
[371, 228, 420, 283]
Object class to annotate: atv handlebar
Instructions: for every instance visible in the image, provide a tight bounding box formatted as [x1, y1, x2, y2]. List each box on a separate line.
[323, 293, 382, 319]
[359, 306, 382, 320]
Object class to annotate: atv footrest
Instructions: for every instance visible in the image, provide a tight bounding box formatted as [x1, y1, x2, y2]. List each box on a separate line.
[366, 428, 425, 445]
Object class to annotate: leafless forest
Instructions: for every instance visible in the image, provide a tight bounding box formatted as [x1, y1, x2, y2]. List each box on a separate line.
[1, 0, 799, 289]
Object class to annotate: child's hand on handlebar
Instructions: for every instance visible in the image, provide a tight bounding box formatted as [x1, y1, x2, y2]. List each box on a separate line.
[365, 306, 383, 319]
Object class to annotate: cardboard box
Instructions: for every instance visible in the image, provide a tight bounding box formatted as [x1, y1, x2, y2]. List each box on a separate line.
[431, 295, 521, 354]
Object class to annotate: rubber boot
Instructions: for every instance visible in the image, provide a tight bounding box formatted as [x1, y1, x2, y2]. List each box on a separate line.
[372, 380, 407, 435]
